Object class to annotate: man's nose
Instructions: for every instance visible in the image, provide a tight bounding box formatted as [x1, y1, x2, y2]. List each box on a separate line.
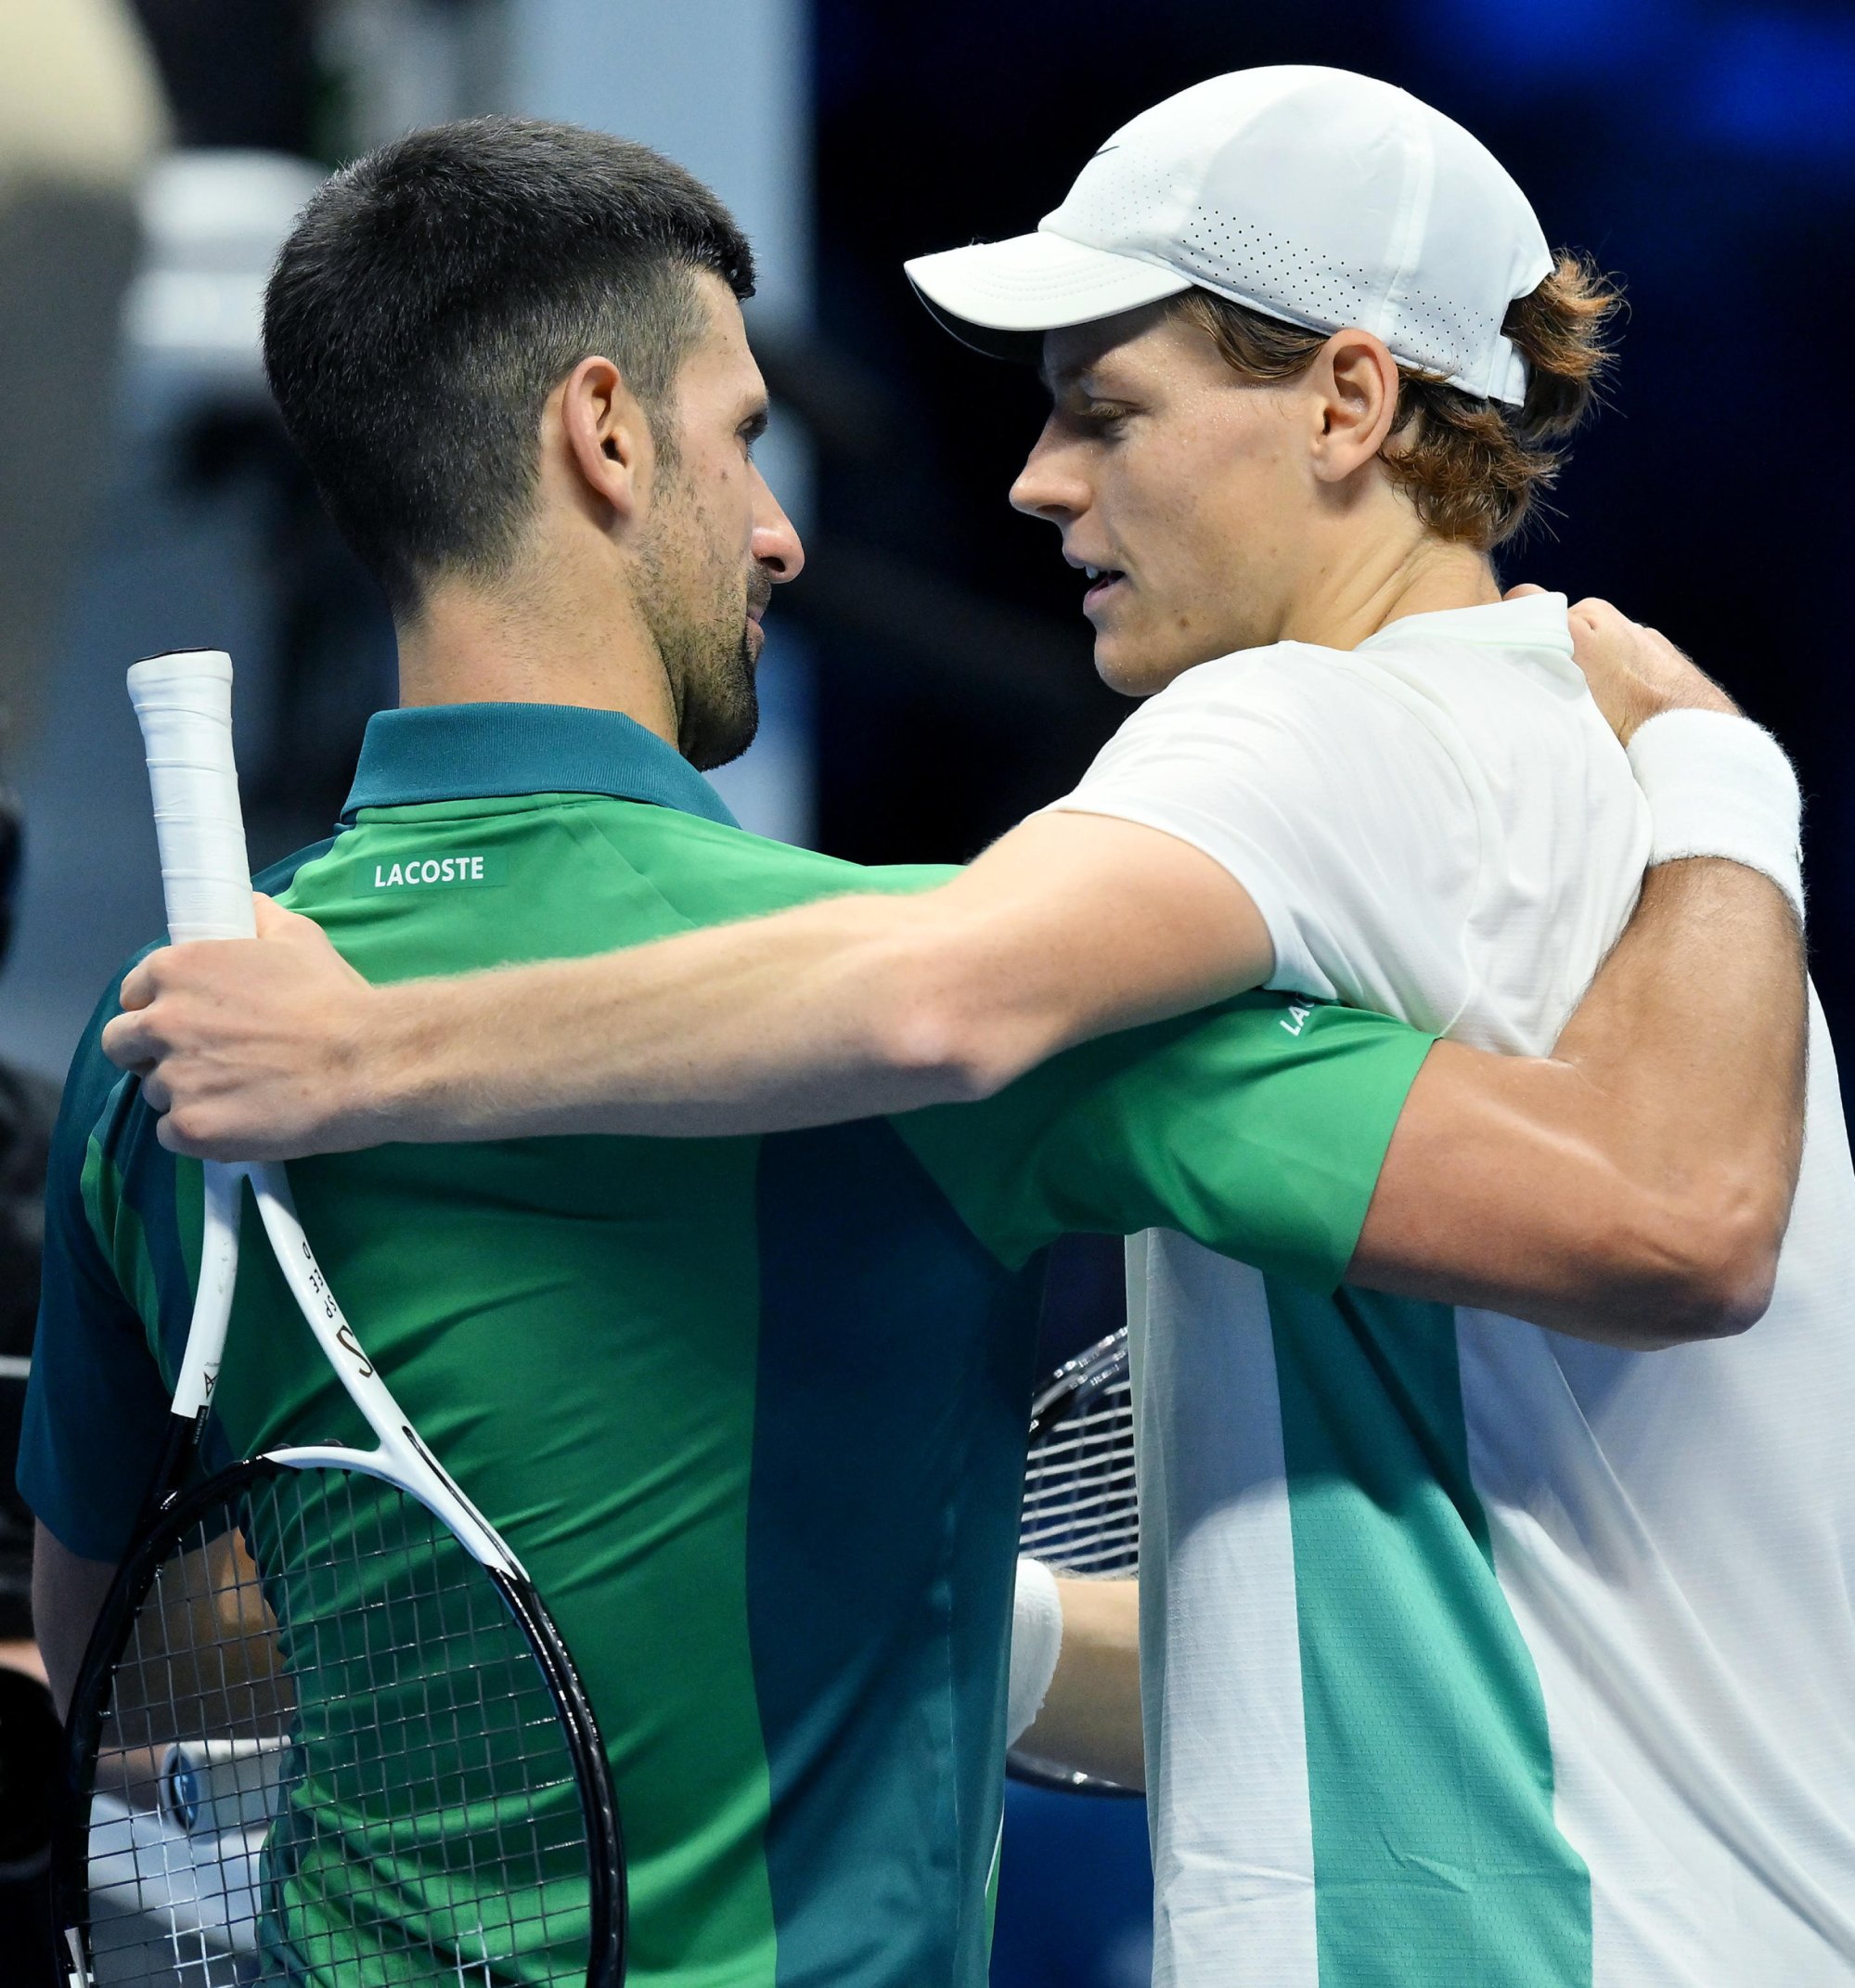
[752, 467, 805, 583]
[1010, 423, 1085, 523]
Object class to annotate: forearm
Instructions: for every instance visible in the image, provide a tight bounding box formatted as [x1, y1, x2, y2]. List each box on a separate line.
[345, 816, 1269, 1144]
[364, 888, 1075, 1143]
[1012, 1576, 1144, 1791]
[1356, 858, 1803, 1343]
[110, 810, 1270, 1159]
[1554, 858, 1804, 1226]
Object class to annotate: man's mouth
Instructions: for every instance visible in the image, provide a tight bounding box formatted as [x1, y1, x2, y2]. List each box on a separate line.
[742, 579, 772, 662]
[746, 566, 775, 628]
[1081, 564, 1127, 612]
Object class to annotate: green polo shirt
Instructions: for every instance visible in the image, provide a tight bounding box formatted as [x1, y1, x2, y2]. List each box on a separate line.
[22, 702, 1433, 1988]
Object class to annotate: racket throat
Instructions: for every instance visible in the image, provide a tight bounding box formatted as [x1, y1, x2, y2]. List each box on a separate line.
[397, 1421, 518, 1577]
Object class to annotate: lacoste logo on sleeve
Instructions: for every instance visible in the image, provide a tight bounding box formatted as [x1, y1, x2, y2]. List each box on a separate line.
[354, 851, 508, 894]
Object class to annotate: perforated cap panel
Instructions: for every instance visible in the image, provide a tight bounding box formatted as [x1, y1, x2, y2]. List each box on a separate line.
[912, 66, 1554, 405]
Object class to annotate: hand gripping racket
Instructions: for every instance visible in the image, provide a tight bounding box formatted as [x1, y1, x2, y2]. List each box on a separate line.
[55, 651, 625, 1987]
[1007, 1327, 1140, 1799]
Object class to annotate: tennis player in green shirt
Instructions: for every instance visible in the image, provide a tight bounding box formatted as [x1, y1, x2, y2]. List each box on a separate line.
[40, 122, 1799, 1986]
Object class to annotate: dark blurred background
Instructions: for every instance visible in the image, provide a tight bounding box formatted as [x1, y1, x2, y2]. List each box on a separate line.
[807, 0, 1855, 934]
[4, 2, 1852, 1981]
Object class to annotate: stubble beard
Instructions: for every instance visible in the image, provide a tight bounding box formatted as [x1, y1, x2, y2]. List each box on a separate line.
[673, 615, 759, 772]
[636, 479, 761, 773]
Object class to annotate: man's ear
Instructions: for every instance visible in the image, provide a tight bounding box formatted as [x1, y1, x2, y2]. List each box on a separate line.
[1308, 329, 1403, 484]
[559, 355, 653, 525]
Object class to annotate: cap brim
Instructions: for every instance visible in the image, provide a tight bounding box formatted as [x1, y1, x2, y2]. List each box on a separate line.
[904, 230, 1192, 363]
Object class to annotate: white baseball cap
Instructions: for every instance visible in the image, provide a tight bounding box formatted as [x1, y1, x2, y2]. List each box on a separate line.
[904, 66, 1554, 407]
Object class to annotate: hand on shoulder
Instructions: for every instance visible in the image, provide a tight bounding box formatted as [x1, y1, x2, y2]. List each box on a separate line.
[99, 896, 380, 1161]
[1504, 583, 1740, 743]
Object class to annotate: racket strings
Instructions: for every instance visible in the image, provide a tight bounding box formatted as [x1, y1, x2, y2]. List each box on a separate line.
[1007, 1334, 1141, 1799]
[1019, 1370, 1139, 1577]
[81, 1466, 595, 1986]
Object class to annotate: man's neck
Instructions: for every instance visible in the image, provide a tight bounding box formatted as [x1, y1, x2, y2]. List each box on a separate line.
[1277, 523, 1502, 652]
[393, 569, 678, 744]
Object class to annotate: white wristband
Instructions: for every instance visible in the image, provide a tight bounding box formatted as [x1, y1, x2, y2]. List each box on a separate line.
[1627, 710, 1804, 924]
[1006, 1556, 1063, 1746]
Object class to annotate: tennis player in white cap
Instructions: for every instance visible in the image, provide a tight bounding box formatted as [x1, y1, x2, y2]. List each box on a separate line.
[107, 69, 1852, 1985]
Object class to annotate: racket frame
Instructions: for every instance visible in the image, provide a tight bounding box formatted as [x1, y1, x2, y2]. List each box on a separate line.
[209, 1158, 519, 1574]
[53, 648, 626, 1984]
[1008, 1327, 1141, 1801]
[57, 1452, 625, 1988]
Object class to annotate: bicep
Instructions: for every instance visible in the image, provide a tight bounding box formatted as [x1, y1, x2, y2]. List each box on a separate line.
[1040, 661, 1484, 1016]
[925, 810, 1274, 1068]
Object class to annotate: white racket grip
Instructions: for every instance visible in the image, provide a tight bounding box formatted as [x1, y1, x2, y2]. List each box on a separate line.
[172, 1161, 244, 1420]
[126, 650, 256, 943]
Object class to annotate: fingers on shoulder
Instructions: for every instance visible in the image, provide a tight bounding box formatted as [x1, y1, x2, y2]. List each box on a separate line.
[105, 949, 188, 1063]
[1572, 596, 1694, 667]
[1567, 595, 1630, 639]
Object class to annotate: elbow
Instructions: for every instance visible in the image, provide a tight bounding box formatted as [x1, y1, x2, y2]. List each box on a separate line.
[872, 999, 1014, 1104]
[1608, 1181, 1787, 1348]
[1710, 1202, 1787, 1337]
[862, 936, 1047, 1105]
[1666, 1176, 1788, 1342]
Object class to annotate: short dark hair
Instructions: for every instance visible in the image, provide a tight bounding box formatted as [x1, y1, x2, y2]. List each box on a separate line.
[264, 117, 754, 614]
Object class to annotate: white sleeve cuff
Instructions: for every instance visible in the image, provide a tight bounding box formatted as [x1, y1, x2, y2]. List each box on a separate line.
[1006, 1556, 1063, 1747]
[1627, 710, 1804, 924]
[1037, 795, 1322, 1000]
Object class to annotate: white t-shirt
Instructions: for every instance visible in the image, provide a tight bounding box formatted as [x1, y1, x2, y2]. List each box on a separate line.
[1048, 592, 1855, 1987]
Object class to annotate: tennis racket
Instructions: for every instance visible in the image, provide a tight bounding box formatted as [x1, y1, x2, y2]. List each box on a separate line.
[1007, 1327, 1139, 1799]
[54, 651, 625, 1988]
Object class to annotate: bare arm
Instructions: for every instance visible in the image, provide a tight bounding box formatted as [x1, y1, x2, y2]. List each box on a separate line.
[1352, 602, 1805, 1345]
[32, 1523, 119, 1721]
[1013, 1576, 1144, 1791]
[98, 595, 1768, 1173]
[1352, 854, 1802, 1345]
[105, 606, 1804, 1349]
[1010, 842, 1803, 1793]
[93, 595, 1743, 1165]
[103, 811, 1271, 1155]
